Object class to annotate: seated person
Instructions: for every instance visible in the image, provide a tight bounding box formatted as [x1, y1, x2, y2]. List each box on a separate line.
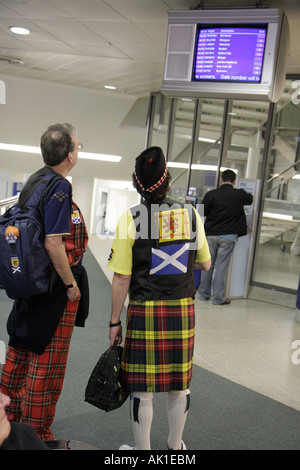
[0, 393, 48, 450]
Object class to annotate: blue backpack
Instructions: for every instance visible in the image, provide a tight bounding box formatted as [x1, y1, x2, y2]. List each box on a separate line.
[0, 170, 63, 299]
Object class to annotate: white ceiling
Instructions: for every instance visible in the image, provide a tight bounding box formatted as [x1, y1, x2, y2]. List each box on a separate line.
[0, 0, 299, 97]
[0, 0, 300, 184]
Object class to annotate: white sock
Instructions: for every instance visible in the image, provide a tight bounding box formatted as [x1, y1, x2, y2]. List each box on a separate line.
[167, 390, 190, 450]
[130, 392, 153, 450]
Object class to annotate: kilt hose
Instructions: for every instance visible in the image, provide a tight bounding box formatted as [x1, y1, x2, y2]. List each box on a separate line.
[0, 295, 80, 441]
[122, 298, 195, 393]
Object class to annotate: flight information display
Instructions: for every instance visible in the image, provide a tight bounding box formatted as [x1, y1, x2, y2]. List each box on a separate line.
[192, 24, 267, 83]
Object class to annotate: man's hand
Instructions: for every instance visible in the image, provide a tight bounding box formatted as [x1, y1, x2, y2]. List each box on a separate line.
[67, 285, 80, 302]
[109, 272, 131, 346]
[45, 235, 80, 302]
[109, 325, 123, 346]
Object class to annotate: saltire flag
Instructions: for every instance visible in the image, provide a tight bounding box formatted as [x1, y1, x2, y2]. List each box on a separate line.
[150, 243, 190, 275]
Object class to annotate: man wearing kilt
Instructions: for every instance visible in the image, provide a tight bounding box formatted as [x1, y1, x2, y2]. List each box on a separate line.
[0, 124, 88, 444]
[108, 147, 211, 450]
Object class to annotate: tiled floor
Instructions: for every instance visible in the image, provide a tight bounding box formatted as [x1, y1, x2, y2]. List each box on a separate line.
[193, 297, 300, 412]
[253, 241, 299, 291]
[89, 235, 300, 412]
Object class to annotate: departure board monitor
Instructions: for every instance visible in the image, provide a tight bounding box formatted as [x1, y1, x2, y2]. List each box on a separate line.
[161, 9, 290, 102]
[192, 24, 267, 83]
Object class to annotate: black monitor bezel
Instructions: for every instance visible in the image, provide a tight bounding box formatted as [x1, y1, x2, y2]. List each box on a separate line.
[192, 22, 268, 84]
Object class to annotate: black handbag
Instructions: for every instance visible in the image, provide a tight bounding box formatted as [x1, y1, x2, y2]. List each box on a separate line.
[85, 345, 129, 412]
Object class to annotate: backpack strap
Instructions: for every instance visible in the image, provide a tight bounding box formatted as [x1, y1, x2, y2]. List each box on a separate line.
[18, 167, 64, 219]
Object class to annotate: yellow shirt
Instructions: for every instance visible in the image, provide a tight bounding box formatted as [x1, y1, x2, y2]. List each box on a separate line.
[108, 205, 210, 276]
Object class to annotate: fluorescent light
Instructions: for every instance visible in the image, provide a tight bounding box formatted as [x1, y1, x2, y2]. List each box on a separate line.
[0, 143, 40, 154]
[292, 174, 300, 180]
[78, 152, 121, 162]
[0, 142, 122, 162]
[104, 85, 116, 90]
[10, 26, 31, 35]
[167, 161, 237, 172]
[263, 212, 293, 221]
[198, 137, 216, 143]
[167, 162, 189, 169]
[192, 164, 220, 171]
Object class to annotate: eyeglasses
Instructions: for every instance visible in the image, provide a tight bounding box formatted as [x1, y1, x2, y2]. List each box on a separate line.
[78, 143, 83, 150]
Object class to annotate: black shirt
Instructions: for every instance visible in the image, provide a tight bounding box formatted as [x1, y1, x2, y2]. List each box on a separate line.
[0, 422, 49, 450]
[201, 184, 253, 237]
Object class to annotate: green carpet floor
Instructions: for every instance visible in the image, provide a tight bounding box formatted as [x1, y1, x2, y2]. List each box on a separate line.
[1, 247, 300, 450]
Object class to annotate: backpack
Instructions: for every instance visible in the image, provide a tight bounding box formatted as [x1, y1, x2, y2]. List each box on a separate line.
[85, 345, 129, 412]
[0, 170, 63, 300]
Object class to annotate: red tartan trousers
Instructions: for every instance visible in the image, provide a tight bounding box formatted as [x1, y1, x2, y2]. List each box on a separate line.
[0, 295, 79, 441]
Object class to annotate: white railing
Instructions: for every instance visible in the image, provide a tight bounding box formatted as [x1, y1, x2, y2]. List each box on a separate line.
[0, 196, 18, 215]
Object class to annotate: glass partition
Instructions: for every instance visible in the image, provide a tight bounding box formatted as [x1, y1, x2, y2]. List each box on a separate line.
[220, 99, 269, 180]
[149, 95, 198, 203]
[251, 79, 300, 292]
[147, 80, 300, 294]
[146, 93, 171, 156]
[188, 98, 226, 203]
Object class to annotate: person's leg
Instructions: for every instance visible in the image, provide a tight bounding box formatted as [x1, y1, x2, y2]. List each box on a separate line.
[212, 238, 235, 304]
[198, 236, 217, 300]
[167, 389, 190, 450]
[128, 392, 153, 450]
[0, 346, 29, 422]
[21, 298, 79, 440]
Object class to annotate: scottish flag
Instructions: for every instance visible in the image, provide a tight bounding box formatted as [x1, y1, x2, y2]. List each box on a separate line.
[150, 243, 189, 275]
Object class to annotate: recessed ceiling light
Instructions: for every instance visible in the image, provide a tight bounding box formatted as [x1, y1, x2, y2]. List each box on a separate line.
[9, 26, 31, 35]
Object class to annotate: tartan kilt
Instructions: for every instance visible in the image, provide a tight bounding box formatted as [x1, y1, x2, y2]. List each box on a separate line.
[121, 298, 195, 393]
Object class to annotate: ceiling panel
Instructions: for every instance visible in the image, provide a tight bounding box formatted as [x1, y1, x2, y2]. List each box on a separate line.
[0, 0, 299, 182]
[0, 0, 298, 97]
[48, 0, 126, 21]
[105, 0, 170, 22]
[0, 0, 68, 18]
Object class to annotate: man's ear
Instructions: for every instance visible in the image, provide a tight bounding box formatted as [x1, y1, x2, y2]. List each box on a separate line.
[66, 152, 73, 164]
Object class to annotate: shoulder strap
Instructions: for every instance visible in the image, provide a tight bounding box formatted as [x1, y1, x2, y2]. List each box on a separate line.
[18, 167, 64, 218]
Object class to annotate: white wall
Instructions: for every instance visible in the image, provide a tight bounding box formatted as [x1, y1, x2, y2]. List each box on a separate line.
[71, 176, 95, 234]
[0, 75, 148, 181]
[91, 178, 139, 236]
[0, 74, 149, 234]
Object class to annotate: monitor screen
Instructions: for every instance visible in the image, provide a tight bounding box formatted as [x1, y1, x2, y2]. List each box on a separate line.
[192, 24, 268, 83]
[161, 9, 289, 102]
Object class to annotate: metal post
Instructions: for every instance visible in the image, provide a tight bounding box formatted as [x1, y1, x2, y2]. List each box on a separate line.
[165, 98, 177, 161]
[216, 100, 232, 187]
[186, 99, 202, 194]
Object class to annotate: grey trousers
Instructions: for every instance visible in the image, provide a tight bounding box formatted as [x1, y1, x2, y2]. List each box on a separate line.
[198, 235, 236, 304]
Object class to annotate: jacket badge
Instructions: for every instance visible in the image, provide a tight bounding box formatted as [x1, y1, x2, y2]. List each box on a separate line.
[5, 226, 19, 244]
[11, 256, 21, 274]
[72, 210, 81, 224]
[158, 209, 190, 242]
[150, 243, 189, 275]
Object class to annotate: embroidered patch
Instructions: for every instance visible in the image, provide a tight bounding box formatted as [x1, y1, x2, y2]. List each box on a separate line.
[11, 257, 21, 274]
[157, 209, 190, 243]
[150, 243, 189, 275]
[71, 210, 81, 224]
[51, 191, 68, 202]
[108, 248, 114, 261]
[5, 226, 19, 244]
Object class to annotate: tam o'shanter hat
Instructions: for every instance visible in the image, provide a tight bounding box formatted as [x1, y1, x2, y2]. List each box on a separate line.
[134, 146, 167, 193]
